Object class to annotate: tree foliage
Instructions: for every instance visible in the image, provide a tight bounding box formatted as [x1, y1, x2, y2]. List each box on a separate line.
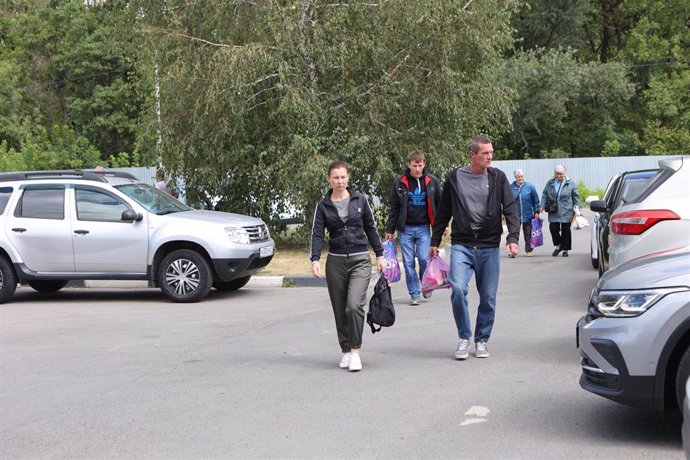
[1, 0, 688, 234]
[0, 0, 150, 169]
[134, 0, 519, 231]
[507, 0, 690, 158]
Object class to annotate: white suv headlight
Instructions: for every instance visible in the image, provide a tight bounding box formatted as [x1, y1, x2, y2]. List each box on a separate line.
[225, 226, 250, 244]
[593, 288, 689, 317]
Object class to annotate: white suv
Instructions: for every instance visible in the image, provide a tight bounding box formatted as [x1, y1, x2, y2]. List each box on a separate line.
[0, 170, 275, 302]
[608, 157, 690, 268]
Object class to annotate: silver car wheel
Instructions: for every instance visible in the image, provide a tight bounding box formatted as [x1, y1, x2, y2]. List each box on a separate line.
[165, 258, 201, 296]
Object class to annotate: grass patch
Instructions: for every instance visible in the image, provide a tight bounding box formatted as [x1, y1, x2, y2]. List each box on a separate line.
[258, 233, 454, 277]
[259, 247, 313, 276]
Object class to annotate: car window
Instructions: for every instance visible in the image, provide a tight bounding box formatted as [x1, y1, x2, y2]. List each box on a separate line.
[75, 188, 130, 222]
[0, 187, 12, 214]
[14, 186, 65, 219]
[116, 183, 191, 215]
[628, 168, 675, 205]
[618, 176, 653, 207]
[604, 175, 623, 208]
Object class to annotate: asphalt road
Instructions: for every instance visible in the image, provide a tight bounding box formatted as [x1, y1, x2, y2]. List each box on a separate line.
[0, 219, 684, 459]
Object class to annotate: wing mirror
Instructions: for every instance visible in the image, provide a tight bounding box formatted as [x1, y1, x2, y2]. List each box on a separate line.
[589, 200, 608, 213]
[121, 209, 143, 222]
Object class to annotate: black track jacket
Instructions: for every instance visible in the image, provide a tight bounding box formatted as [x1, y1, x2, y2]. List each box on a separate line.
[310, 188, 384, 262]
[430, 166, 520, 248]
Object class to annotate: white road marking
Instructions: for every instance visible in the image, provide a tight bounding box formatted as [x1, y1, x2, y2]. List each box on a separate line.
[460, 418, 487, 426]
[464, 405, 490, 417]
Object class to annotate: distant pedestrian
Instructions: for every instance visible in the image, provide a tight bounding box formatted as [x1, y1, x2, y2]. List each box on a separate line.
[385, 150, 442, 305]
[510, 169, 540, 256]
[540, 164, 581, 257]
[430, 135, 520, 360]
[155, 168, 179, 199]
[310, 161, 386, 372]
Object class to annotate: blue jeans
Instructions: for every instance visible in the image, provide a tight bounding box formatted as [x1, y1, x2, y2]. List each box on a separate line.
[449, 245, 500, 342]
[398, 225, 431, 299]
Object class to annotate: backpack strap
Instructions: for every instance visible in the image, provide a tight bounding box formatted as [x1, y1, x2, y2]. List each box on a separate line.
[366, 312, 382, 334]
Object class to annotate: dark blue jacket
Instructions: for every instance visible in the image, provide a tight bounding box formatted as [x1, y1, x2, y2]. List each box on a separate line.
[511, 181, 540, 223]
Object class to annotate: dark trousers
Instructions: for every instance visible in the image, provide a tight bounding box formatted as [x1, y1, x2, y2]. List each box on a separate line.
[325, 254, 372, 352]
[521, 221, 533, 253]
[549, 222, 572, 251]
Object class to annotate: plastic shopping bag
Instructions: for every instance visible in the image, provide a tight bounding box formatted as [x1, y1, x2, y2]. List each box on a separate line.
[382, 240, 401, 283]
[421, 255, 451, 296]
[572, 215, 590, 230]
[530, 218, 544, 248]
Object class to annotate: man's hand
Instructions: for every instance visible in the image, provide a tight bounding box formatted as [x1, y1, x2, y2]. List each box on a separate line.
[311, 261, 321, 278]
[429, 246, 439, 258]
[506, 243, 519, 258]
[376, 257, 386, 273]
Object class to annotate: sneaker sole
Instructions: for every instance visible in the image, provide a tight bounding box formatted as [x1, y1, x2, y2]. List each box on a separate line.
[475, 353, 490, 358]
[454, 353, 469, 360]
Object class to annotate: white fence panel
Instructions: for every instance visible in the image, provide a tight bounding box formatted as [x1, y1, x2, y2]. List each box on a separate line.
[491, 155, 681, 193]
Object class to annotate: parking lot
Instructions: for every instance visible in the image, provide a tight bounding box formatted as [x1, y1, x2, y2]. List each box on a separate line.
[0, 220, 684, 459]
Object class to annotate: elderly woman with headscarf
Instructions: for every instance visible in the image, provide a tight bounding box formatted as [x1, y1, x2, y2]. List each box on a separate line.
[510, 169, 541, 256]
[539, 164, 581, 257]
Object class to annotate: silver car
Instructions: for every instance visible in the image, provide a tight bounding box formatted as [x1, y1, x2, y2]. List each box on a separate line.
[608, 156, 690, 268]
[577, 249, 690, 410]
[0, 170, 275, 303]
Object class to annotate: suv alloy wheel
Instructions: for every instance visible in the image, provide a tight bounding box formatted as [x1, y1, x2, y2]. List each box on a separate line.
[157, 249, 213, 303]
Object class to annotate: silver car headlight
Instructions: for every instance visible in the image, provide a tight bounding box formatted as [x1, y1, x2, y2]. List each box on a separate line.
[592, 288, 689, 317]
[225, 226, 250, 244]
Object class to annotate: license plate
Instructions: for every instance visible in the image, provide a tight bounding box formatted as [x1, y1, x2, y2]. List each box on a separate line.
[260, 246, 274, 258]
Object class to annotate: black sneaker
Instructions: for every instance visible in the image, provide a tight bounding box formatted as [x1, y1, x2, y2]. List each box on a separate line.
[552, 248, 562, 257]
[562, 251, 569, 257]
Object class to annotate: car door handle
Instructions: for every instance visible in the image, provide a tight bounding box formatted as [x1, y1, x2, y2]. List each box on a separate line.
[74, 230, 90, 235]
[11, 228, 27, 233]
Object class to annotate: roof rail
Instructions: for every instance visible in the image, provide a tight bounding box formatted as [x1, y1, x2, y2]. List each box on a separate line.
[0, 170, 138, 183]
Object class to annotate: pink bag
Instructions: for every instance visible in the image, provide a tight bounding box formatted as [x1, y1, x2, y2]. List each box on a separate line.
[382, 240, 401, 283]
[421, 255, 451, 295]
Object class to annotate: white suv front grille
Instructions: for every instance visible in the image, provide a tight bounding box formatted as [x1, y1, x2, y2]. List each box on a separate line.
[245, 224, 270, 243]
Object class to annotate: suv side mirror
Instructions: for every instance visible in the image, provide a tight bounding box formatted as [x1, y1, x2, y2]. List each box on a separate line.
[121, 209, 143, 222]
[589, 200, 608, 213]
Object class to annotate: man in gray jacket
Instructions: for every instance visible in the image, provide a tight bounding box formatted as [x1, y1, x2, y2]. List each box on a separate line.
[430, 135, 519, 360]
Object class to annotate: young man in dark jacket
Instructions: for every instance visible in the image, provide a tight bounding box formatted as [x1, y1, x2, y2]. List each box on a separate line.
[430, 136, 519, 360]
[385, 151, 442, 305]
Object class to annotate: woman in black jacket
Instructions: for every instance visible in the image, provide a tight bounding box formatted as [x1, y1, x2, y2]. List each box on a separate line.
[310, 161, 386, 372]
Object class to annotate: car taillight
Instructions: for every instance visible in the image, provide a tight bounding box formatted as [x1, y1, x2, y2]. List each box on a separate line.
[610, 209, 680, 235]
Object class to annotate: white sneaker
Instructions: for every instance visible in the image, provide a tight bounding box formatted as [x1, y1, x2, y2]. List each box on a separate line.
[475, 341, 490, 358]
[339, 353, 351, 369]
[454, 338, 470, 360]
[349, 353, 362, 372]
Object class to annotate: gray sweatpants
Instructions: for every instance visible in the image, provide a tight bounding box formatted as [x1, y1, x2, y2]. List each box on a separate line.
[325, 253, 372, 352]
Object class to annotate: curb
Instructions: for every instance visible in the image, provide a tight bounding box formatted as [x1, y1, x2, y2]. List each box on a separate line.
[78, 276, 317, 289]
[282, 276, 328, 287]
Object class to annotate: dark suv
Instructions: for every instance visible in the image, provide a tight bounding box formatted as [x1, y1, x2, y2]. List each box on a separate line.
[589, 169, 656, 276]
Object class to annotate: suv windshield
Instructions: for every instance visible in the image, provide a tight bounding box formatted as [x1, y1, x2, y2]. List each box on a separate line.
[116, 183, 191, 215]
